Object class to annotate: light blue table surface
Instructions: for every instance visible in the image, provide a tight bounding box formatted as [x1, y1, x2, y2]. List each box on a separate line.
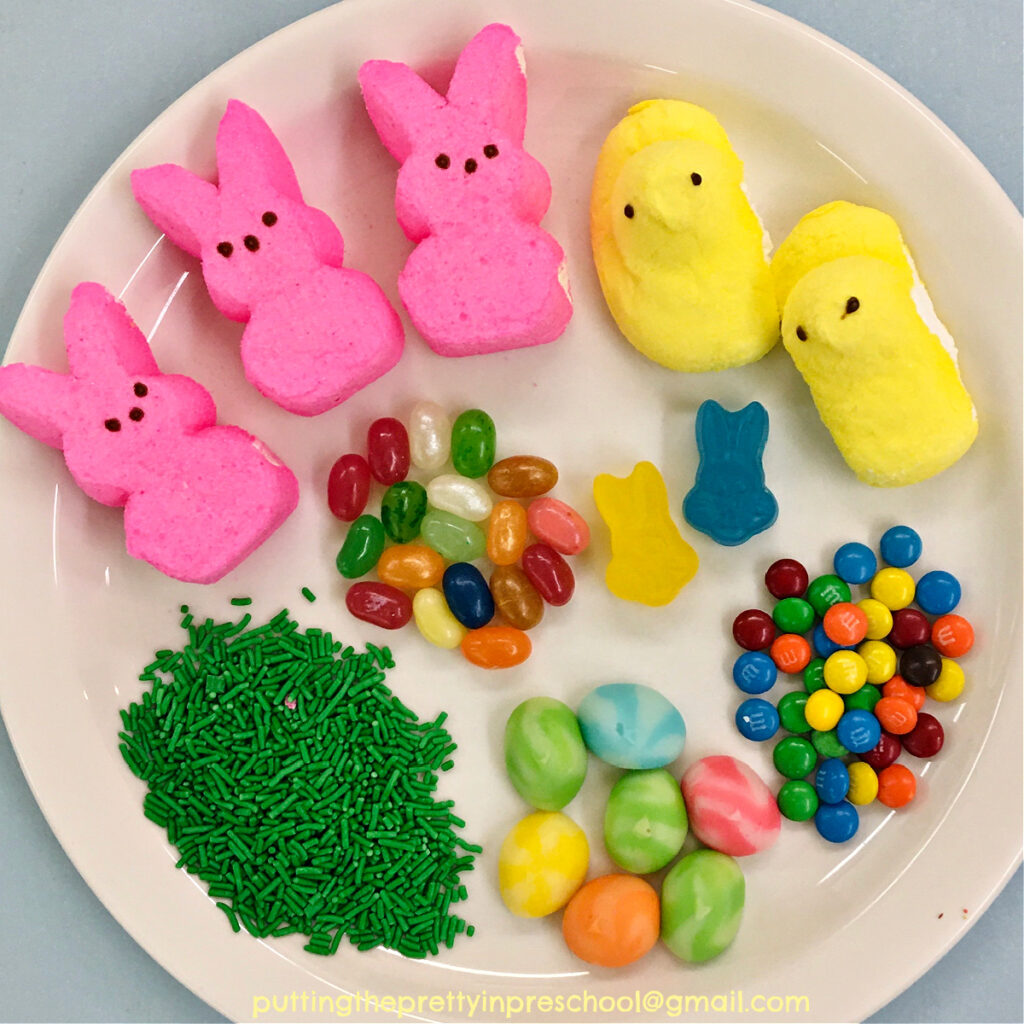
[0, 2, 1021, 1021]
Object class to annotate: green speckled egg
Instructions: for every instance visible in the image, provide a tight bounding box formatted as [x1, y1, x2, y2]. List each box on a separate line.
[505, 697, 587, 811]
[604, 769, 688, 874]
[661, 850, 744, 962]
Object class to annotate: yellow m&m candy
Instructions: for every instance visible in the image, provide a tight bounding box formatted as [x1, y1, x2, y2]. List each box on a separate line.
[823, 651, 868, 695]
[499, 811, 588, 917]
[926, 658, 966, 702]
[858, 598, 894, 640]
[859, 640, 898, 685]
[848, 762, 879, 805]
[870, 568, 916, 611]
[805, 689, 844, 732]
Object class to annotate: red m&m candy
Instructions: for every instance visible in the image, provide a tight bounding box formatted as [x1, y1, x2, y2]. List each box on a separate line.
[733, 609, 776, 651]
[860, 732, 901, 771]
[765, 559, 809, 599]
[902, 712, 945, 758]
[888, 608, 931, 649]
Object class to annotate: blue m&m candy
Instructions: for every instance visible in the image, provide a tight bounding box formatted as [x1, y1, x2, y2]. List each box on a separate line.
[879, 526, 922, 569]
[915, 570, 961, 616]
[833, 542, 877, 585]
[814, 758, 851, 804]
[836, 709, 882, 754]
[732, 651, 778, 694]
[735, 698, 780, 742]
[815, 801, 860, 843]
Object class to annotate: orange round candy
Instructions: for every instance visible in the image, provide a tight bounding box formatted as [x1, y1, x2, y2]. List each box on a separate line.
[376, 544, 444, 589]
[874, 696, 918, 735]
[932, 614, 975, 658]
[823, 602, 868, 646]
[770, 633, 812, 674]
[461, 626, 532, 669]
[877, 763, 917, 808]
[562, 874, 660, 967]
[882, 675, 926, 711]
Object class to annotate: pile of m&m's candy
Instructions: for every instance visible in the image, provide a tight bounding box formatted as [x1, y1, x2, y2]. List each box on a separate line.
[329, 403, 589, 669]
[730, 525, 972, 844]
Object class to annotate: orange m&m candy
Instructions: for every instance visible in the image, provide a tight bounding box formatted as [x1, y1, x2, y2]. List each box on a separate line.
[770, 633, 812, 674]
[931, 614, 974, 658]
[823, 602, 868, 646]
[877, 763, 917, 808]
[883, 675, 926, 711]
[874, 696, 918, 735]
[562, 874, 660, 967]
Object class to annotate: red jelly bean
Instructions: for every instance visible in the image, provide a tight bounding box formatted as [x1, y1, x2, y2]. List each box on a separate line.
[367, 417, 410, 485]
[859, 731, 902, 771]
[901, 712, 945, 758]
[732, 609, 776, 651]
[765, 559, 809, 599]
[345, 582, 412, 630]
[521, 543, 575, 607]
[327, 453, 371, 521]
[888, 608, 931, 649]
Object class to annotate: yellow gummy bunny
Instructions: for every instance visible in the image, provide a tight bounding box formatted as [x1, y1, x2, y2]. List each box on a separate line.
[590, 99, 779, 372]
[592, 461, 699, 606]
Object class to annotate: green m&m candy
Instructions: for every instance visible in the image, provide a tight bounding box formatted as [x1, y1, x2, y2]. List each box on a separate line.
[380, 481, 428, 543]
[777, 691, 810, 733]
[811, 728, 849, 759]
[844, 682, 882, 713]
[336, 514, 386, 579]
[661, 850, 745, 962]
[420, 509, 486, 562]
[604, 769, 688, 874]
[451, 409, 496, 479]
[804, 658, 826, 693]
[504, 697, 587, 811]
[806, 574, 852, 617]
[773, 597, 815, 634]
[773, 736, 817, 779]
[777, 780, 819, 821]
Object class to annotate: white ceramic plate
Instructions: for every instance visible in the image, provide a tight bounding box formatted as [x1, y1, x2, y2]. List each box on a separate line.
[1, 1, 1020, 1021]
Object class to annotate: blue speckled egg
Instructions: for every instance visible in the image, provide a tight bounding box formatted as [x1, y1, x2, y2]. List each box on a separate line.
[577, 683, 686, 769]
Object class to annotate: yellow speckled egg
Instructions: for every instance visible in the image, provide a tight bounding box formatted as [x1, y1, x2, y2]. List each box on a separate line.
[498, 811, 589, 918]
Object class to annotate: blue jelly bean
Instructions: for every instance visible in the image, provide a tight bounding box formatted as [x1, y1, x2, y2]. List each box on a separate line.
[815, 758, 850, 805]
[833, 542, 877, 585]
[732, 651, 778, 694]
[815, 800, 859, 843]
[836, 709, 882, 754]
[915, 570, 961, 616]
[441, 562, 494, 629]
[812, 622, 855, 659]
[735, 698, 780, 742]
[880, 526, 922, 569]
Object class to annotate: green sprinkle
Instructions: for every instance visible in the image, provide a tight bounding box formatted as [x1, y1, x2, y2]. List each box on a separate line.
[301, 587, 317, 604]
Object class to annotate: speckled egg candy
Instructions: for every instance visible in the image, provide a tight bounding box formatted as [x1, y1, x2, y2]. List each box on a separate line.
[504, 698, 587, 811]
[680, 755, 781, 856]
[604, 769, 688, 873]
[661, 850, 745, 962]
[498, 812, 588, 918]
[577, 683, 686, 769]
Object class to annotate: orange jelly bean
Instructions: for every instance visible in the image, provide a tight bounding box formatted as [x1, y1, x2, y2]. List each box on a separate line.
[487, 455, 558, 498]
[874, 695, 918, 735]
[527, 497, 590, 555]
[487, 500, 528, 566]
[490, 564, 545, 630]
[376, 544, 444, 589]
[882, 675, 926, 711]
[877, 763, 916, 808]
[562, 874, 660, 968]
[461, 626, 532, 668]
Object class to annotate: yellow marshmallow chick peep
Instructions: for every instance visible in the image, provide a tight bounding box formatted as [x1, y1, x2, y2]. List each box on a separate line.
[772, 202, 977, 487]
[590, 99, 779, 372]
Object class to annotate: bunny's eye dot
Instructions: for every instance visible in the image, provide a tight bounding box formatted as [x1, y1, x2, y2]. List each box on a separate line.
[262, 211, 277, 227]
[624, 204, 635, 219]
[104, 418, 121, 432]
[129, 407, 145, 422]
[244, 235, 260, 252]
[216, 242, 233, 258]
[435, 153, 451, 169]
[845, 296, 860, 315]
[484, 144, 499, 159]
[134, 382, 148, 397]
[796, 325, 808, 341]
[464, 158, 478, 174]
[690, 172, 702, 186]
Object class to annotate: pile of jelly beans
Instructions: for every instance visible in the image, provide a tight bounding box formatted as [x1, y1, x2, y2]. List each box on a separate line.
[730, 525, 972, 844]
[329, 403, 589, 669]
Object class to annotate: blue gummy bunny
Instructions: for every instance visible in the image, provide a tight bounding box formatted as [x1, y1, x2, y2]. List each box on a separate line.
[683, 399, 778, 546]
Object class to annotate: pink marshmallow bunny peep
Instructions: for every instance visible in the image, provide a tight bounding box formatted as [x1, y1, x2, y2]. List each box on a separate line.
[131, 100, 404, 416]
[0, 283, 299, 583]
[359, 23, 573, 356]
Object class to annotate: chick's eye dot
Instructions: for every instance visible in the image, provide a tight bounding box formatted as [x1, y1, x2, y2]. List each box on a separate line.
[796, 325, 808, 341]
[129, 407, 145, 422]
[624, 204, 635, 219]
[216, 241, 233, 258]
[483, 144, 499, 158]
[133, 382, 148, 397]
[262, 211, 278, 227]
[845, 296, 860, 315]
[435, 153, 451, 169]
[104, 418, 121, 432]
[690, 172, 702, 186]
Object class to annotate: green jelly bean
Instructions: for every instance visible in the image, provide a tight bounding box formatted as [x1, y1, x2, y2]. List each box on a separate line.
[661, 850, 744, 963]
[806, 574, 852, 617]
[773, 597, 814, 634]
[451, 409, 496, 479]
[844, 682, 882, 713]
[777, 780, 818, 821]
[380, 481, 428, 543]
[810, 728, 849, 759]
[604, 769, 688, 874]
[777, 691, 810, 733]
[421, 509, 486, 561]
[336, 514, 386, 579]
[803, 658, 826, 693]
[773, 736, 816, 779]
[504, 697, 587, 811]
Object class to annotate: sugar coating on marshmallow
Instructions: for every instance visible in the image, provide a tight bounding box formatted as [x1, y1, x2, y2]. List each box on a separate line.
[131, 100, 403, 416]
[0, 283, 298, 582]
[359, 23, 572, 356]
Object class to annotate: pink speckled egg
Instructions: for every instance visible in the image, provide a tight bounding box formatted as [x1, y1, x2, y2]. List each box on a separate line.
[680, 755, 780, 856]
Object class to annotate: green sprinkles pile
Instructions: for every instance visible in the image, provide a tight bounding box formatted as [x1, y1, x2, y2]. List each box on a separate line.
[118, 601, 480, 957]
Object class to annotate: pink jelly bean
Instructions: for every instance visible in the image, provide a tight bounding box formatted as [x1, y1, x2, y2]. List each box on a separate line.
[527, 497, 590, 555]
[367, 417, 410, 484]
[327, 453, 371, 521]
[680, 755, 781, 856]
[521, 543, 575, 606]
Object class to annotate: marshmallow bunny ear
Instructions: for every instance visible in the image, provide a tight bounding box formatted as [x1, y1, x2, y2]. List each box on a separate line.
[215, 100, 304, 201]
[131, 164, 219, 258]
[0, 364, 74, 449]
[63, 283, 160, 382]
[359, 59, 447, 162]
[446, 23, 528, 144]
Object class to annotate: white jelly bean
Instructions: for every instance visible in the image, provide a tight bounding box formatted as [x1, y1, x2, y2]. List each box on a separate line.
[427, 474, 493, 522]
[408, 401, 451, 471]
